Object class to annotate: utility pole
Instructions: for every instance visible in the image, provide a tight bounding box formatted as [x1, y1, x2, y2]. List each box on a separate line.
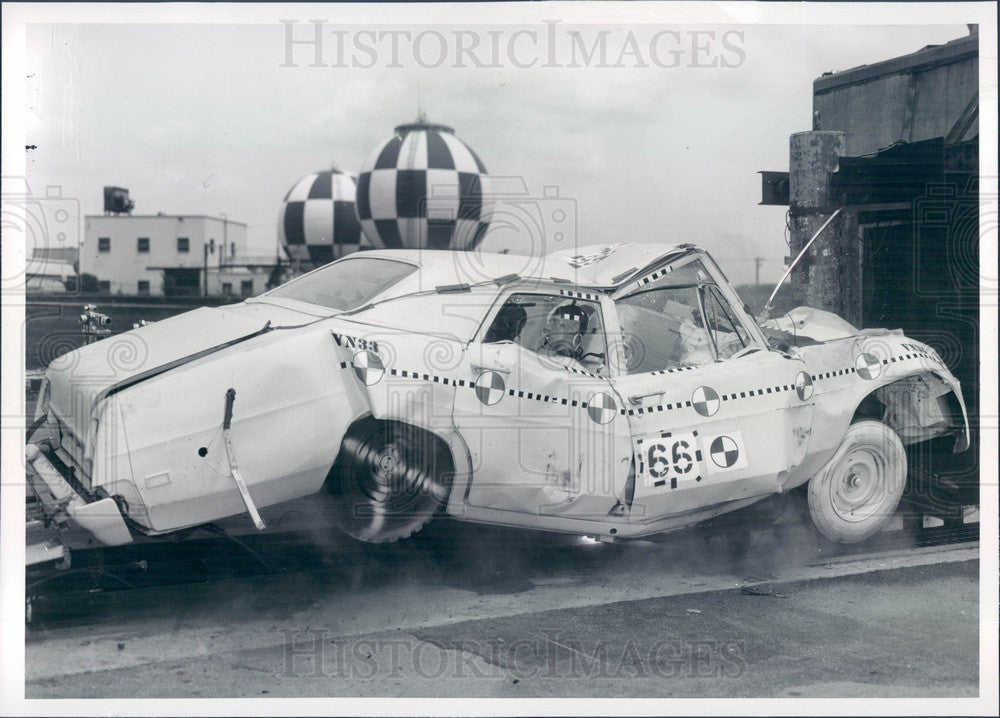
[754, 257, 763, 288]
[221, 214, 228, 268]
[203, 238, 215, 297]
[788, 131, 861, 325]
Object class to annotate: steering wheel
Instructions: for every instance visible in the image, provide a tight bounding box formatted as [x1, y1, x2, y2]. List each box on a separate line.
[546, 338, 578, 358]
[620, 335, 644, 372]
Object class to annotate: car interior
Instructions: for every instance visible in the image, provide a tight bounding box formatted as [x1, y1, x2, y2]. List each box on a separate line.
[483, 293, 608, 375]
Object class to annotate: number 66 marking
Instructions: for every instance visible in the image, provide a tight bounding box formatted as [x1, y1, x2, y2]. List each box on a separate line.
[647, 438, 694, 479]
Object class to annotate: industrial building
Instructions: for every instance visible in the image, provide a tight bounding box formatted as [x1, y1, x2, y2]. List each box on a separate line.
[81, 212, 270, 297]
[761, 28, 980, 500]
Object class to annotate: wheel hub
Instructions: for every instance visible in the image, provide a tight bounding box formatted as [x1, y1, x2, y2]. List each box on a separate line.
[374, 444, 400, 478]
[830, 449, 886, 521]
[808, 421, 908, 544]
[331, 422, 452, 543]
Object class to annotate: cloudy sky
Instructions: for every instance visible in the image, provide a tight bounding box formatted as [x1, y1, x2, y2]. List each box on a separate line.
[23, 5, 969, 284]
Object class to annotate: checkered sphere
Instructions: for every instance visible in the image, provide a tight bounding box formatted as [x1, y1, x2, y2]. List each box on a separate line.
[355, 122, 491, 251]
[279, 169, 363, 266]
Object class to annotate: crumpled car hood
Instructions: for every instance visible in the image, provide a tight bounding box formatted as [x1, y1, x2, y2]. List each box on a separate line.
[44, 301, 317, 441]
[759, 306, 861, 346]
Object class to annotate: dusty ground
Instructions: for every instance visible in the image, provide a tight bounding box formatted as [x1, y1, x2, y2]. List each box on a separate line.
[24, 528, 979, 699]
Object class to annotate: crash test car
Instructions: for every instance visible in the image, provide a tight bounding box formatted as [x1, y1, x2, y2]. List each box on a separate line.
[27, 243, 969, 548]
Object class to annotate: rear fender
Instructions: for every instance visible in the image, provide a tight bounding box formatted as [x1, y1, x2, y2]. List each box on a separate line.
[328, 325, 474, 499]
[101, 326, 361, 533]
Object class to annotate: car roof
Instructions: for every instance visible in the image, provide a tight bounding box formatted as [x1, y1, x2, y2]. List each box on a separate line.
[358, 242, 695, 291]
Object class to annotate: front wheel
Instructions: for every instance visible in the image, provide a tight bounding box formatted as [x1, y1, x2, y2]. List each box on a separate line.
[807, 420, 907, 543]
[327, 419, 452, 543]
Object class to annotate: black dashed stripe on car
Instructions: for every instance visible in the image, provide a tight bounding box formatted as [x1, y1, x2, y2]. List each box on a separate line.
[336, 350, 933, 423]
[558, 288, 601, 301]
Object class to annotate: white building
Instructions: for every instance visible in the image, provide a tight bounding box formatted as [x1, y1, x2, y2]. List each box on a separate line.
[26, 257, 75, 292]
[82, 214, 249, 297]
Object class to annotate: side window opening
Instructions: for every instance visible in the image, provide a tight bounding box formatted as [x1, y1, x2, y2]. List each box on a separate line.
[617, 285, 706, 373]
[484, 302, 528, 343]
[615, 259, 754, 375]
[483, 292, 609, 376]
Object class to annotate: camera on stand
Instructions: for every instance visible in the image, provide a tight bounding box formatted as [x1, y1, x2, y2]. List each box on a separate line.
[79, 304, 112, 344]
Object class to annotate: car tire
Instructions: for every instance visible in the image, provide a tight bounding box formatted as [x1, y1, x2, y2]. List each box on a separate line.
[807, 420, 907, 544]
[328, 419, 452, 544]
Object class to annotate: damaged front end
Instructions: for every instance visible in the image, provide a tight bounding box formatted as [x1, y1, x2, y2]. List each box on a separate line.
[876, 372, 969, 451]
[762, 307, 970, 453]
[758, 306, 860, 347]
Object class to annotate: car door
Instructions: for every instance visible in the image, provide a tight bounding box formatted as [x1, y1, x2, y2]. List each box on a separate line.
[452, 288, 633, 522]
[606, 256, 815, 525]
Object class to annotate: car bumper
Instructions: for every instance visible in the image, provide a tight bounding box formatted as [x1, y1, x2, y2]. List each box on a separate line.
[25, 442, 133, 548]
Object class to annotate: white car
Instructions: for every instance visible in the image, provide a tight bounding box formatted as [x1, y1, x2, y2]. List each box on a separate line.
[27, 243, 969, 548]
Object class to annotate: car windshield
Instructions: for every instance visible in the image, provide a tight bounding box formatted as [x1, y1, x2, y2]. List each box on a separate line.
[264, 257, 417, 311]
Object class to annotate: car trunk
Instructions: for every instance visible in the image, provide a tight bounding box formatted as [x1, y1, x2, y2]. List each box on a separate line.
[44, 302, 318, 445]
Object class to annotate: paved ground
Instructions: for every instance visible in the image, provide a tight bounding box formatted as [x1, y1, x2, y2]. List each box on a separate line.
[24, 529, 979, 698]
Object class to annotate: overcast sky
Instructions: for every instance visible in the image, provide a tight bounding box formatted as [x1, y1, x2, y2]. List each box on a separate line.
[24, 10, 968, 285]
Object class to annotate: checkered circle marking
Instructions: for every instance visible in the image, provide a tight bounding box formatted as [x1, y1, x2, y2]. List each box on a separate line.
[795, 371, 814, 401]
[710, 436, 740, 468]
[352, 350, 385, 386]
[475, 371, 506, 406]
[691, 385, 720, 417]
[855, 352, 882, 380]
[587, 392, 617, 425]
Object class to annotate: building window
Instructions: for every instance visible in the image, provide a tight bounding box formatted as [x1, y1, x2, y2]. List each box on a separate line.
[98, 237, 111, 252]
[137, 280, 150, 296]
[137, 237, 150, 253]
[97, 280, 111, 293]
[222, 282, 233, 296]
[177, 237, 190, 253]
[241, 280, 253, 296]
[231, 242, 236, 258]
